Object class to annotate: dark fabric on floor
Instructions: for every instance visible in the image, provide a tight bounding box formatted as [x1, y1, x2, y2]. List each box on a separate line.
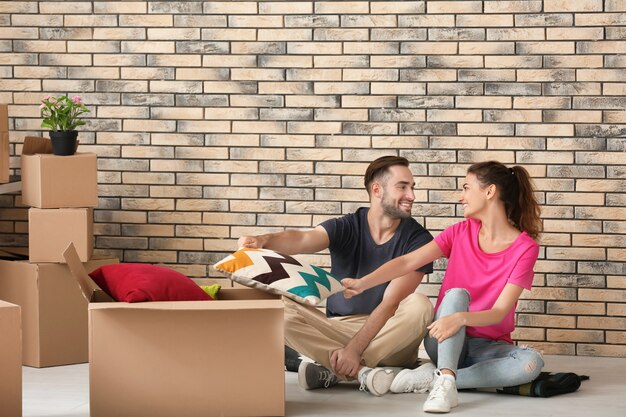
[498, 372, 590, 397]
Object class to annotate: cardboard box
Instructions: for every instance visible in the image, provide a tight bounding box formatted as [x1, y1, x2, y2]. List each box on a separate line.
[21, 136, 97, 208]
[0, 131, 8, 184]
[29, 207, 93, 262]
[0, 104, 8, 131]
[0, 256, 118, 367]
[64, 244, 285, 417]
[0, 300, 21, 417]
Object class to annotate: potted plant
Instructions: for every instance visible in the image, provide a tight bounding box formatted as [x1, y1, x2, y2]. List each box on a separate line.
[40, 95, 90, 156]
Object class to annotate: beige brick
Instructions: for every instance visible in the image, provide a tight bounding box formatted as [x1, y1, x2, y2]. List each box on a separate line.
[546, 193, 604, 206]
[371, 1, 424, 13]
[146, 211, 202, 225]
[371, 82, 425, 95]
[544, 110, 602, 123]
[402, 42, 458, 55]
[456, 14, 513, 27]
[576, 179, 625, 192]
[485, 110, 542, 122]
[176, 225, 229, 239]
[546, 27, 604, 40]
[202, 213, 256, 226]
[457, 123, 514, 136]
[517, 42, 575, 55]
[511, 327, 545, 341]
[427, 110, 482, 122]
[230, 201, 284, 213]
[484, 56, 542, 68]
[522, 342, 575, 355]
[344, 69, 398, 82]
[545, 0, 603, 11]
[514, 97, 571, 109]
[547, 302, 605, 315]
[576, 13, 626, 26]
[260, 2, 312, 14]
[229, 15, 283, 28]
[577, 41, 626, 54]
[517, 314, 576, 329]
[518, 122, 577, 137]
[548, 329, 604, 343]
[259, 29, 313, 42]
[546, 247, 605, 261]
[606, 332, 626, 344]
[460, 42, 515, 55]
[608, 304, 626, 316]
[579, 289, 626, 303]
[121, 41, 175, 54]
[484, 1, 542, 13]
[544, 55, 604, 68]
[577, 345, 626, 358]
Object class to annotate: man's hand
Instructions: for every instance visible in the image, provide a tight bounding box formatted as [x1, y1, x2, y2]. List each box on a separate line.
[341, 277, 364, 299]
[330, 347, 362, 379]
[237, 235, 266, 249]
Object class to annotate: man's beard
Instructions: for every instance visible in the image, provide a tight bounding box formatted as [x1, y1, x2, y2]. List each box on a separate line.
[381, 194, 412, 219]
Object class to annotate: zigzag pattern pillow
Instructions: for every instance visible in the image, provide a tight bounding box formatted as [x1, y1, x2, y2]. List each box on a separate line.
[213, 248, 344, 306]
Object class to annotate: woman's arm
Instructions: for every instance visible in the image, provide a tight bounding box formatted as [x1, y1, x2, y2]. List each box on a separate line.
[342, 240, 443, 297]
[427, 283, 525, 343]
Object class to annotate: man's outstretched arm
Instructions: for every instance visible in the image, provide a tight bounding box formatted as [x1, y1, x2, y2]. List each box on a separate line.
[237, 225, 330, 255]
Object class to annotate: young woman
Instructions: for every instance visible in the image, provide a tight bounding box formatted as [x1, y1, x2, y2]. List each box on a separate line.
[343, 161, 544, 413]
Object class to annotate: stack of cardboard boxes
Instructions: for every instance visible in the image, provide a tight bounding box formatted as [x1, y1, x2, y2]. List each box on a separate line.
[0, 104, 9, 183]
[0, 135, 118, 368]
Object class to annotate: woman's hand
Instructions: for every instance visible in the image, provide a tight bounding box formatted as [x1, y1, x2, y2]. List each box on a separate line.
[427, 313, 466, 343]
[341, 278, 363, 299]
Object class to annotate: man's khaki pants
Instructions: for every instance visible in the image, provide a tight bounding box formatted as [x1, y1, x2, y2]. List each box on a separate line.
[284, 292, 434, 373]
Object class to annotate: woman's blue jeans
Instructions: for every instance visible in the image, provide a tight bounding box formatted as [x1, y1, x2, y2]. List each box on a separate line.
[424, 288, 544, 389]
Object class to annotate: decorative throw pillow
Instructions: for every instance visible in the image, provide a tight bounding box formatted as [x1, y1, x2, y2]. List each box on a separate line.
[89, 264, 213, 303]
[213, 248, 344, 306]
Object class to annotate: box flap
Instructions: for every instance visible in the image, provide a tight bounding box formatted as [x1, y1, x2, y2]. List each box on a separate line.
[22, 136, 52, 156]
[63, 242, 114, 303]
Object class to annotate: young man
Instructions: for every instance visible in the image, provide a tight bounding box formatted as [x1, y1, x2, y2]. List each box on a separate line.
[237, 156, 434, 396]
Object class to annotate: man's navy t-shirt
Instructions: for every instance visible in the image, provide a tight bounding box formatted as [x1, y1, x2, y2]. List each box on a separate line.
[320, 207, 434, 317]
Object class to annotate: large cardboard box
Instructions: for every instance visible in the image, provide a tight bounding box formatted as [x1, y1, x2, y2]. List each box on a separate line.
[29, 207, 93, 262]
[21, 136, 97, 208]
[0, 256, 118, 367]
[64, 244, 285, 417]
[0, 300, 21, 417]
[0, 103, 8, 131]
[0, 131, 9, 183]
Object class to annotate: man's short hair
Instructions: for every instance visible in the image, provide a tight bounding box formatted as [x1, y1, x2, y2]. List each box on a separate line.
[364, 156, 410, 195]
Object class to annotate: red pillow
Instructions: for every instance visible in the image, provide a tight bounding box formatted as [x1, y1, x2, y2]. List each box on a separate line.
[89, 264, 212, 302]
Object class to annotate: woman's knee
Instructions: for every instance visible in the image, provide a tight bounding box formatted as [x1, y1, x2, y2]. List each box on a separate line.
[437, 288, 470, 316]
[515, 346, 544, 381]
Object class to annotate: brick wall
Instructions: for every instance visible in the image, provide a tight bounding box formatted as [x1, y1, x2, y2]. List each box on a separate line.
[0, 1, 624, 357]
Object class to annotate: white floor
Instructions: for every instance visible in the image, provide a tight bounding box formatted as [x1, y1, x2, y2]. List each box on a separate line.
[23, 355, 625, 417]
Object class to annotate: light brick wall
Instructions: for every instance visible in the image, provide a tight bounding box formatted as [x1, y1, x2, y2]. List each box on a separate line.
[0, 1, 624, 357]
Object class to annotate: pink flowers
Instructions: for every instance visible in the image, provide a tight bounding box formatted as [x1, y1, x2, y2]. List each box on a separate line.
[40, 95, 90, 132]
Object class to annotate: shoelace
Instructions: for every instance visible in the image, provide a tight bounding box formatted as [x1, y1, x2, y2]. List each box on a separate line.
[358, 371, 370, 392]
[319, 369, 335, 388]
[428, 376, 453, 401]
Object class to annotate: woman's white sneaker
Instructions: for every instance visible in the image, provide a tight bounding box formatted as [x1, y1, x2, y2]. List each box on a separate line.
[390, 362, 436, 393]
[423, 372, 458, 413]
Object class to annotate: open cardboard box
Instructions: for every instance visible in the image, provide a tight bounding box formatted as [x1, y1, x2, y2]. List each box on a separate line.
[21, 136, 97, 208]
[0, 249, 118, 368]
[0, 300, 21, 417]
[63, 243, 285, 417]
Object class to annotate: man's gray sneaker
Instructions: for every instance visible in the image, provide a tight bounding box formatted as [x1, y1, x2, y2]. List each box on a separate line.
[298, 362, 339, 390]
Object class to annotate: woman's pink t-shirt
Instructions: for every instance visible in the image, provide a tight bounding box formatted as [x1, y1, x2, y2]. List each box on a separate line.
[434, 218, 540, 343]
